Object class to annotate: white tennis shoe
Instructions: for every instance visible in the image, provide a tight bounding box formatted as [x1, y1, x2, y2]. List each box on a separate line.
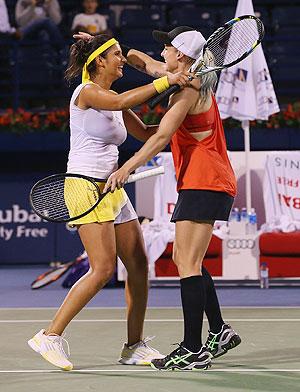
[119, 336, 165, 365]
[28, 329, 73, 371]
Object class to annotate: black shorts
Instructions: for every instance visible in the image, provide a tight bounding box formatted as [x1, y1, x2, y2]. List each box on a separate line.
[171, 189, 234, 222]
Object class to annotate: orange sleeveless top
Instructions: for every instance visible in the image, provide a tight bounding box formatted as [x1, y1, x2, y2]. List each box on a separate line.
[170, 95, 237, 197]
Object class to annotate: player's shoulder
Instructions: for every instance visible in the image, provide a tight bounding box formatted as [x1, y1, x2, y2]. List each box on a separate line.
[172, 81, 200, 102]
[81, 82, 103, 97]
[187, 77, 201, 91]
[82, 83, 118, 100]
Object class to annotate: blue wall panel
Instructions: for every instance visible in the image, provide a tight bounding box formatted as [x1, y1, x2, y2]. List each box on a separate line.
[0, 180, 83, 265]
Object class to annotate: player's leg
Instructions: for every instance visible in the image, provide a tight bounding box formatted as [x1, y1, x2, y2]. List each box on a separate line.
[202, 266, 241, 358]
[28, 222, 116, 370]
[202, 266, 224, 333]
[47, 222, 116, 334]
[115, 218, 164, 365]
[152, 220, 213, 371]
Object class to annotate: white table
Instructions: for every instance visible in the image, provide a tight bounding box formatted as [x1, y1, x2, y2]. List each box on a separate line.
[222, 233, 260, 280]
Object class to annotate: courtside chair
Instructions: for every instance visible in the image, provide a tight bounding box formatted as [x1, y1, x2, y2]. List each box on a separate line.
[259, 231, 300, 278]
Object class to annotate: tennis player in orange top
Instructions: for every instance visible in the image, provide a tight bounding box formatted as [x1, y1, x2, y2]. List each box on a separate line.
[104, 26, 242, 371]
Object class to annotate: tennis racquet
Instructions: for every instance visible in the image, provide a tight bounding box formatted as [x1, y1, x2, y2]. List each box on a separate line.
[31, 256, 84, 289]
[30, 166, 164, 223]
[149, 14, 264, 109]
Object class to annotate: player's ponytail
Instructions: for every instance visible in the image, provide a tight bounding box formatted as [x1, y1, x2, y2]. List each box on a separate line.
[199, 49, 218, 101]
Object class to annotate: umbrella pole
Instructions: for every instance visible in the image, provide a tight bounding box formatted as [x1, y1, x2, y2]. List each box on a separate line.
[242, 120, 252, 213]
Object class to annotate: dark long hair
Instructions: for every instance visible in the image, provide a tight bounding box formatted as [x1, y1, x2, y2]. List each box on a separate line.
[65, 34, 112, 83]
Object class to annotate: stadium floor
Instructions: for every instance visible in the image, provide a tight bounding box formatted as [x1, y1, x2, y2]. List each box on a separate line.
[0, 267, 299, 391]
[1, 307, 299, 392]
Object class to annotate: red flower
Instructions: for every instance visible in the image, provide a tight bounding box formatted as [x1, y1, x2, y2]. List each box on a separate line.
[1, 102, 299, 133]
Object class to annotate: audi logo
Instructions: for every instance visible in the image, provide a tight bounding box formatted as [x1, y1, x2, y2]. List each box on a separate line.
[227, 239, 255, 249]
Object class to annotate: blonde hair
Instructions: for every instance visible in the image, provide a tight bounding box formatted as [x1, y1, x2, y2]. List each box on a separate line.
[198, 49, 217, 101]
[184, 49, 217, 102]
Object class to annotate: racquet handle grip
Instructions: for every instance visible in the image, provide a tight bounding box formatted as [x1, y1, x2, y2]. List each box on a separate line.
[126, 166, 165, 183]
[149, 84, 181, 109]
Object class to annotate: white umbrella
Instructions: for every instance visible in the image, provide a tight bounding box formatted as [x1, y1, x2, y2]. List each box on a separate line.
[215, 0, 279, 213]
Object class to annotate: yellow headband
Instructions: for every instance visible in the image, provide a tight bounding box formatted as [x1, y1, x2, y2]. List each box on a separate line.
[82, 38, 118, 83]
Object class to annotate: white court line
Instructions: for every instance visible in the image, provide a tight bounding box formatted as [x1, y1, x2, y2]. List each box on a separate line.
[0, 369, 300, 374]
[0, 318, 300, 323]
[0, 306, 300, 310]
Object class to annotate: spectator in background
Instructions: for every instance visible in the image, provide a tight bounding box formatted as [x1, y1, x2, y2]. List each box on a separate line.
[0, 0, 21, 38]
[15, 0, 63, 47]
[71, 0, 108, 36]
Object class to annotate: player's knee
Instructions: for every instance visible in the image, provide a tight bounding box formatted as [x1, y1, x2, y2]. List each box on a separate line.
[173, 247, 202, 272]
[172, 245, 185, 266]
[89, 265, 115, 288]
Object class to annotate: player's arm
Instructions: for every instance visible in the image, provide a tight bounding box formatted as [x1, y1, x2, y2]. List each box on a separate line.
[103, 87, 198, 192]
[122, 89, 195, 167]
[126, 49, 167, 78]
[79, 71, 189, 111]
[122, 109, 158, 142]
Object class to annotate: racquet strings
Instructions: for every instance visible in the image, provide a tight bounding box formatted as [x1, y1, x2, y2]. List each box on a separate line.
[201, 18, 263, 71]
[31, 176, 100, 221]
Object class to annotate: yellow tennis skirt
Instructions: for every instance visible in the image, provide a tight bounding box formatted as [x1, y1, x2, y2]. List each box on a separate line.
[64, 179, 128, 225]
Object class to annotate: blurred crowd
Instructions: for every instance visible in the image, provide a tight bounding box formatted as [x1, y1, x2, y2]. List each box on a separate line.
[1, 0, 299, 109]
[0, 0, 110, 43]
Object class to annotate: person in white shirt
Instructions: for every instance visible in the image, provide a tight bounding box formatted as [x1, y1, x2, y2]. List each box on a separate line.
[72, 0, 108, 35]
[27, 33, 190, 371]
[0, 0, 21, 37]
[15, 0, 63, 47]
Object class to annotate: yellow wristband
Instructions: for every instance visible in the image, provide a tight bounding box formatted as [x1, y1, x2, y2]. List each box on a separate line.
[153, 76, 170, 93]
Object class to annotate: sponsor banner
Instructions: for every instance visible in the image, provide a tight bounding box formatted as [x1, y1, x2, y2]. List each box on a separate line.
[264, 152, 300, 222]
[0, 181, 82, 264]
[227, 238, 255, 250]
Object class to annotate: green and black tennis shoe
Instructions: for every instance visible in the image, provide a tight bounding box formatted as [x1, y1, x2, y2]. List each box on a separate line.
[150, 344, 212, 371]
[205, 323, 241, 358]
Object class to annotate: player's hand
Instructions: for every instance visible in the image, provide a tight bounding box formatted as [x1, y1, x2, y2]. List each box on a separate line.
[166, 71, 192, 88]
[103, 167, 131, 193]
[73, 31, 93, 40]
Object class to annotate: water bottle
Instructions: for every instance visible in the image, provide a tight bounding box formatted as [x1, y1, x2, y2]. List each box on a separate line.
[229, 207, 240, 222]
[260, 262, 269, 289]
[241, 208, 248, 222]
[228, 207, 240, 235]
[247, 208, 257, 234]
[240, 207, 248, 235]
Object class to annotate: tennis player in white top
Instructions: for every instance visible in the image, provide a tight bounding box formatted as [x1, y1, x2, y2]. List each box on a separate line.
[28, 34, 190, 371]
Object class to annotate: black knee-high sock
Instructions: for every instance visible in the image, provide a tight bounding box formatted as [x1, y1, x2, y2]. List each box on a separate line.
[202, 266, 224, 333]
[180, 275, 206, 352]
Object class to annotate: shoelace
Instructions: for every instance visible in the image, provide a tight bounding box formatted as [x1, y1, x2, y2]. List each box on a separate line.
[170, 343, 208, 356]
[206, 331, 218, 347]
[139, 336, 157, 352]
[161, 343, 185, 362]
[48, 333, 71, 358]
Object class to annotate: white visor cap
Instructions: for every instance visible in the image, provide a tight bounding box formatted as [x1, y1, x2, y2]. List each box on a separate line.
[171, 31, 206, 60]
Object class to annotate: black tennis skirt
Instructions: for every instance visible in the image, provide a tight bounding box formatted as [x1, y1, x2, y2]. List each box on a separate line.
[171, 189, 234, 222]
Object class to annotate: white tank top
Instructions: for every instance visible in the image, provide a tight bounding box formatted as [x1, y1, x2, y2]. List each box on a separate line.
[67, 83, 127, 179]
